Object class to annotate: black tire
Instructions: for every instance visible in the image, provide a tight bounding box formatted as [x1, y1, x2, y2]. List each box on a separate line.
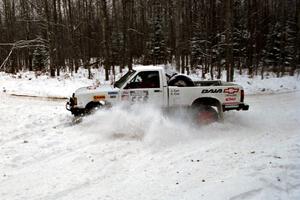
[72, 109, 85, 117]
[85, 102, 102, 114]
[168, 75, 195, 87]
[193, 105, 219, 125]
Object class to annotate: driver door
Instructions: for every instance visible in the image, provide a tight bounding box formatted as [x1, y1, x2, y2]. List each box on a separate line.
[123, 71, 164, 106]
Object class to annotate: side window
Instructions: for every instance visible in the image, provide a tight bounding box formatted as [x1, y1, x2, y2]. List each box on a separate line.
[125, 71, 160, 89]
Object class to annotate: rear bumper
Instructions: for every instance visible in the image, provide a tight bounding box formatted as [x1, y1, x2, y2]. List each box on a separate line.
[223, 103, 249, 111]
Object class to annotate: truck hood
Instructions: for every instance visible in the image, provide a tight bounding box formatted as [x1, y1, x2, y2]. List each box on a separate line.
[75, 84, 119, 95]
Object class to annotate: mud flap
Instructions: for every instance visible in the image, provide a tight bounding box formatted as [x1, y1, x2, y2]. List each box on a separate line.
[217, 104, 224, 122]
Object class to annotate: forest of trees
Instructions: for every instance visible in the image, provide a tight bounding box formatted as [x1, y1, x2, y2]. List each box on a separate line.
[0, 0, 299, 81]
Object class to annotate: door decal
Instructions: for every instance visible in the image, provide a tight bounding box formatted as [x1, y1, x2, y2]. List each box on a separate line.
[130, 91, 149, 102]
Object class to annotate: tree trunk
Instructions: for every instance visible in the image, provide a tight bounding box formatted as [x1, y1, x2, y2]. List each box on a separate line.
[101, 0, 111, 81]
[225, 0, 233, 82]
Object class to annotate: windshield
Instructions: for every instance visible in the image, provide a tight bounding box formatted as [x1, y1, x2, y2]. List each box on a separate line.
[114, 70, 136, 88]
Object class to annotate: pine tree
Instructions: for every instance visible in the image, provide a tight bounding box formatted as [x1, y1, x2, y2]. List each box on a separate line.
[282, 12, 298, 76]
[32, 46, 48, 71]
[150, 11, 167, 65]
[111, 31, 123, 67]
[263, 22, 282, 76]
[232, 0, 247, 74]
[282, 21, 297, 68]
[191, 23, 204, 69]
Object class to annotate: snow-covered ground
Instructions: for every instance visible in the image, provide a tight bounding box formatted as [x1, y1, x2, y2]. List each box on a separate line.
[0, 91, 300, 200]
[1, 67, 300, 199]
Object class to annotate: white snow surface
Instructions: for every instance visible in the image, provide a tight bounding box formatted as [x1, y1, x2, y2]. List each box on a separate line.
[0, 92, 300, 200]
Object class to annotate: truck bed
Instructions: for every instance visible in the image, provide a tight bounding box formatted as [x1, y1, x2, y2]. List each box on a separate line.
[193, 80, 222, 86]
[193, 80, 238, 87]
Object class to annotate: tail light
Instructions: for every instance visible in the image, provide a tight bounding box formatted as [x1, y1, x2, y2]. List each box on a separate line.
[241, 90, 244, 102]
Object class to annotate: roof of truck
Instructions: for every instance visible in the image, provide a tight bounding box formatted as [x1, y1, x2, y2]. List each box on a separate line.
[133, 65, 164, 71]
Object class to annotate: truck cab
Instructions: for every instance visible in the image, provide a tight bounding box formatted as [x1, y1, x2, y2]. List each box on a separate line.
[115, 66, 168, 107]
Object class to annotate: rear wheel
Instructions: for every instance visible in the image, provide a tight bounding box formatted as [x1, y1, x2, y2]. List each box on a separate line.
[194, 105, 219, 125]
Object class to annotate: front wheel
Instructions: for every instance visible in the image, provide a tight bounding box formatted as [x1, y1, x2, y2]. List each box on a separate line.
[85, 102, 102, 114]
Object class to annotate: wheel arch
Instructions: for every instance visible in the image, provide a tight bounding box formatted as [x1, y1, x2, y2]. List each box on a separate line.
[191, 97, 222, 108]
[191, 97, 224, 121]
[85, 101, 102, 110]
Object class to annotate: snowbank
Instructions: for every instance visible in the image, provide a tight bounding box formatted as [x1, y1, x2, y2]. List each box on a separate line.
[0, 69, 97, 98]
[235, 74, 300, 95]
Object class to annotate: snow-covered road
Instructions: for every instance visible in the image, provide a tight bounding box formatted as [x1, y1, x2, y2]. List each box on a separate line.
[0, 92, 300, 200]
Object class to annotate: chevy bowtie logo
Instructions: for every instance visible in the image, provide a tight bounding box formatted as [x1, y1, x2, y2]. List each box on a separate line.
[224, 88, 239, 94]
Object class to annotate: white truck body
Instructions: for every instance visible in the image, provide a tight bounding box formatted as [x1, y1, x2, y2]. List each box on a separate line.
[66, 66, 249, 119]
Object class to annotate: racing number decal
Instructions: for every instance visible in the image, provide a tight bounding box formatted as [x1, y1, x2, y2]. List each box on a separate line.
[130, 91, 149, 102]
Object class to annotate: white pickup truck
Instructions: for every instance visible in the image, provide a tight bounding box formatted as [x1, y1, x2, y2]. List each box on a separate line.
[66, 66, 249, 123]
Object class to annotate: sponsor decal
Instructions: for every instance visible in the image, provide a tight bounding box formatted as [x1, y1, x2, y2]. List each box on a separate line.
[121, 91, 129, 101]
[170, 89, 180, 96]
[224, 87, 239, 94]
[93, 95, 105, 101]
[224, 102, 239, 106]
[224, 103, 239, 108]
[226, 97, 237, 102]
[108, 91, 118, 95]
[202, 89, 223, 94]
